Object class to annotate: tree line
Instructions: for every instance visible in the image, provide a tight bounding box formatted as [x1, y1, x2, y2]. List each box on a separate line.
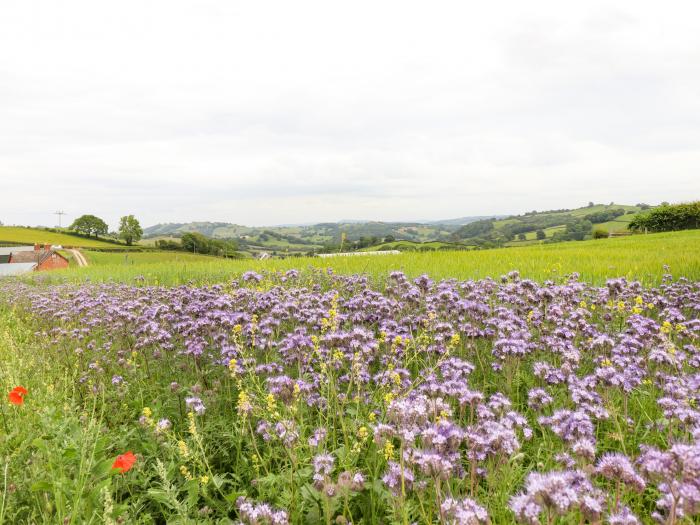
[69, 214, 143, 246]
[156, 232, 241, 257]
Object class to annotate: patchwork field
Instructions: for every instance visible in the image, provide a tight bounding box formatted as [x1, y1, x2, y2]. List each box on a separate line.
[0, 229, 698, 524]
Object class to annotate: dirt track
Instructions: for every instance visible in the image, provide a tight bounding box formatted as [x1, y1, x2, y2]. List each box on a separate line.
[68, 249, 88, 267]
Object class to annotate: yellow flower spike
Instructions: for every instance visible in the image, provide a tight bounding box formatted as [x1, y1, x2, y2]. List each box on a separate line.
[236, 390, 252, 417]
[368, 412, 377, 423]
[266, 393, 276, 412]
[179, 465, 193, 481]
[579, 301, 587, 309]
[142, 407, 152, 418]
[200, 475, 209, 485]
[383, 440, 395, 460]
[177, 440, 190, 458]
[188, 412, 198, 437]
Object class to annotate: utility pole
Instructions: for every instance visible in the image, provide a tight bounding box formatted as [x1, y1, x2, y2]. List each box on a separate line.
[54, 211, 66, 228]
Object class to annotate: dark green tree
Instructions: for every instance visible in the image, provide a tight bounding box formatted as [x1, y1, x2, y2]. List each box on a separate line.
[70, 214, 108, 238]
[536, 230, 546, 240]
[118, 215, 143, 246]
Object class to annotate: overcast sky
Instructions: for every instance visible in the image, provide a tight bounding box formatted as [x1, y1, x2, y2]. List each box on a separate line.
[2, 1, 699, 229]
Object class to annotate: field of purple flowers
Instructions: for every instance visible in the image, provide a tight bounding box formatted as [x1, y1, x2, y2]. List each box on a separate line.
[0, 268, 699, 524]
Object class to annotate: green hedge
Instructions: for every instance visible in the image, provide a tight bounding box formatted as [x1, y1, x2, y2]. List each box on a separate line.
[629, 202, 700, 232]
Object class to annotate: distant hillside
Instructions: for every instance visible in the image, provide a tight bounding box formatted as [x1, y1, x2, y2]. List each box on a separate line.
[427, 215, 508, 226]
[143, 204, 655, 255]
[143, 220, 463, 256]
[452, 203, 650, 247]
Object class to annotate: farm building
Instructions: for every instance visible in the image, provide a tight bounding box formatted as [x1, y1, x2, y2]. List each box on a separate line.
[0, 244, 69, 272]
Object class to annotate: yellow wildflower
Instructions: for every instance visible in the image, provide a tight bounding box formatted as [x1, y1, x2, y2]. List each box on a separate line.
[383, 441, 395, 460]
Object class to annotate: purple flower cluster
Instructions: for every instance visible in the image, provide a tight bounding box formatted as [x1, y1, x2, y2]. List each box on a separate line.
[2, 269, 699, 523]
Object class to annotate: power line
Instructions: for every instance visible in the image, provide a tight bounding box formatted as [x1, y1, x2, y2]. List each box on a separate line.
[54, 211, 66, 228]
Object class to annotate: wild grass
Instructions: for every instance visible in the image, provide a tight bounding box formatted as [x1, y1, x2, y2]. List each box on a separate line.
[83, 250, 219, 266]
[27, 230, 700, 287]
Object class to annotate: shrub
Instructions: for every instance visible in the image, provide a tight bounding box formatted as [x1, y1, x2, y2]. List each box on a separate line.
[629, 201, 700, 232]
[593, 228, 609, 239]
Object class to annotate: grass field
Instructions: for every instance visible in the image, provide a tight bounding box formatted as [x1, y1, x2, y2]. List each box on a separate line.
[0, 226, 130, 249]
[25, 230, 700, 286]
[83, 250, 221, 266]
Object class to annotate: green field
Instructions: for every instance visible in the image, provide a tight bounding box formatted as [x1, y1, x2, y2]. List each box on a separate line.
[24, 230, 700, 286]
[0, 226, 130, 249]
[83, 250, 219, 266]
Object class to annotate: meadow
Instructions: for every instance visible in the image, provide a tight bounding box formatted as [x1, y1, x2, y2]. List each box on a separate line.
[0, 231, 699, 524]
[31, 230, 700, 286]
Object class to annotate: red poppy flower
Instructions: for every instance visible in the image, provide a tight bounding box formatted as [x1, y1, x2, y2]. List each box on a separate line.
[8, 386, 27, 405]
[112, 451, 137, 473]
[8, 391, 24, 405]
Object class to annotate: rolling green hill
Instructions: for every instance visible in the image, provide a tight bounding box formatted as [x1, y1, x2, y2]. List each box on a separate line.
[142, 220, 464, 256]
[0, 226, 131, 249]
[454, 203, 650, 247]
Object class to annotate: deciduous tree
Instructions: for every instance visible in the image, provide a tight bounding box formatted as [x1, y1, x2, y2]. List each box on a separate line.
[119, 215, 143, 246]
[70, 214, 108, 238]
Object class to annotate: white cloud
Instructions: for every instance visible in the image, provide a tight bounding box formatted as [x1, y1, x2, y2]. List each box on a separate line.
[1, 0, 699, 228]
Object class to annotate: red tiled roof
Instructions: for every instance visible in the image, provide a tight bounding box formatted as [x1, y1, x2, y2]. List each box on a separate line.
[9, 250, 67, 265]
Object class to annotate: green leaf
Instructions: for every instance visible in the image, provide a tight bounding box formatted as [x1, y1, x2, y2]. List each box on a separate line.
[185, 479, 200, 508]
[62, 447, 78, 460]
[224, 490, 246, 503]
[30, 481, 53, 492]
[146, 489, 177, 510]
